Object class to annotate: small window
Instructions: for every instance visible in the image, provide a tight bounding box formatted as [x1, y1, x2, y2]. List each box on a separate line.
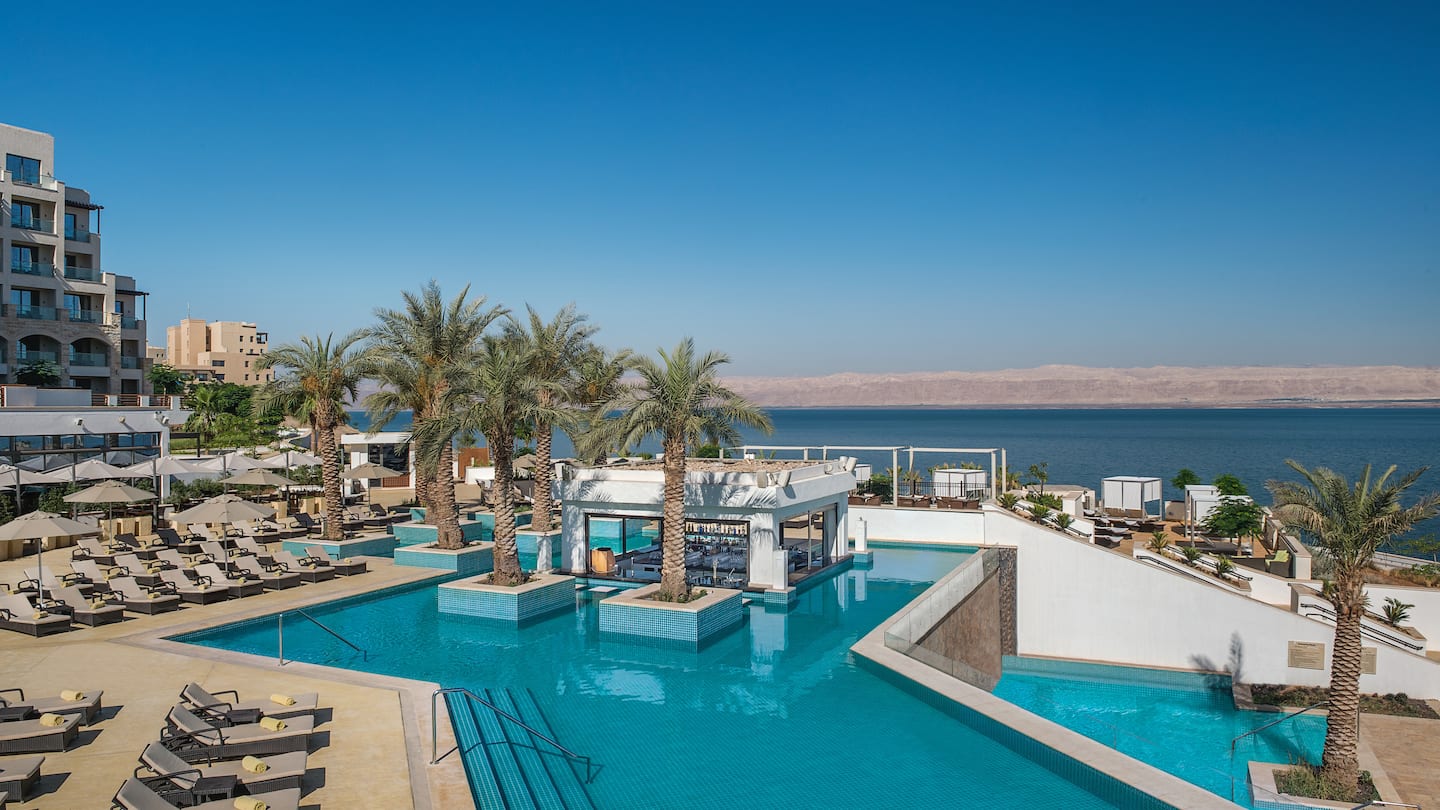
[5, 153, 41, 185]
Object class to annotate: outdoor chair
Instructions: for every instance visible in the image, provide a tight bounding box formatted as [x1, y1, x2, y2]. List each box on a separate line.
[20, 566, 94, 598]
[270, 550, 336, 583]
[232, 536, 274, 564]
[113, 533, 164, 559]
[161, 705, 314, 762]
[288, 513, 322, 536]
[71, 559, 127, 592]
[192, 564, 265, 598]
[0, 686, 104, 725]
[158, 570, 228, 605]
[137, 740, 309, 798]
[107, 577, 183, 614]
[180, 683, 319, 723]
[304, 546, 366, 576]
[73, 536, 121, 566]
[230, 556, 302, 590]
[112, 554, 172, 588]
[46, 586, 127, 627]
[0, 594, 73, 637]
[111, 777, 301, 810]
[0, 754, 43, 802]
[155, 527, 204, 555]
[0, 713, 80, 754]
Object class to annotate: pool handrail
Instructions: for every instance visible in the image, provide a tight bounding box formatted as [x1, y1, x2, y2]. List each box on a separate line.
[278, 608, 368, 665]
[431, 686, 597, 783]
[1228, 700, 1329, 802]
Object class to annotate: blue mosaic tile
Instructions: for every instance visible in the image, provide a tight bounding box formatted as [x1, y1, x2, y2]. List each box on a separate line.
[394, 544, 494, 574]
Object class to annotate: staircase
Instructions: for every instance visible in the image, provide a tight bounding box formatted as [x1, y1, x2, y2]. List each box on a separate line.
[444, 688, 596, 810]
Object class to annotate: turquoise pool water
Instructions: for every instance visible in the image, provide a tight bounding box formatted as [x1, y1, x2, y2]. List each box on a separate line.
[993, 657, 1327, 807]
[178, 547, 1138, 808]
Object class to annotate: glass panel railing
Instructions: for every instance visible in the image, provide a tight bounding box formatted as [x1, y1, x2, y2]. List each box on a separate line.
[13, 305, 59, 320]
[11, 261, 54, 276]
[65, 227, 91, 242]
[68, 352, 108, 367]
[14, 216, 55, 233]
[120, 356, 141, 369]
[120, 316, 141, 330]
[7, 172, 60, 190]
[67, 309, 101, 324]
[63, 265, 101, 281]
[16, 351, 59, 363]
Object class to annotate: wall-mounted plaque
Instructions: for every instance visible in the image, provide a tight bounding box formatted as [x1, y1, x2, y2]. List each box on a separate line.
[1362, 647, 1377, 675]
[1288, 641, 1326, 670]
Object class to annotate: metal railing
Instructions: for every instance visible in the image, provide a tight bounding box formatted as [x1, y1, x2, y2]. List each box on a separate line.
[16, 351, 59, 364]
[11, 261, 53, 276]
[1352, 802, 1422, 809]
[120, 356, 141, 369]
[11, 304, 58, 321]
[1228, 700, 1328, 802]
[277, 608, 367, 665]
[13, 216, 54, 233]
[67, 309, 102, 324]
[4, 171, 60, 190]
[64, 265, 101, 282]
[1298, 604, 1424, 652]
[68, 351, 107, 366]
[65, 227, 90, 242]
[431, 687, 597, 783]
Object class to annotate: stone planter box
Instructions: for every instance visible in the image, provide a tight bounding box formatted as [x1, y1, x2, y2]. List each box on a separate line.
[394, 541, 494, 574]
[283, 535, 396, 561]
[1248, 762, 1357, 809]
[393, 520, 487, 547]
[598, 584, 744, 647]
[516, 529, 562, 572]
[438, 572, 576, 622]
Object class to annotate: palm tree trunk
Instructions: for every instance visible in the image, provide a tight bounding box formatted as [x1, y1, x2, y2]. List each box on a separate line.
[491, 435, 523, 586]
[1321, 577, 1364, 793]
[432, 443, 463, 549]
[657, 437, 689, 600]
[316, 415, 345, 541]
[532, 415, 554, 533]
[413, 456, 433, 516]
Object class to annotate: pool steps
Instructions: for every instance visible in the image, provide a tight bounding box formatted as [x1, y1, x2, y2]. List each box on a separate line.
[444, 688, 595, 809]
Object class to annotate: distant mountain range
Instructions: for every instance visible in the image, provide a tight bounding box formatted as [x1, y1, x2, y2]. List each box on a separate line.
[722, 365, 1440, 408]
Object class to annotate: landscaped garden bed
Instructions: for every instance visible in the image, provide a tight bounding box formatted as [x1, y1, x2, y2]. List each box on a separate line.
[1249, 684, 1439, 719]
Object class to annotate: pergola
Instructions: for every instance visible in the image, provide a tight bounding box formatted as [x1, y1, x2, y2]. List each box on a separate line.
[1100, 476, 1163, 518]
[729, 445, 1006, 506]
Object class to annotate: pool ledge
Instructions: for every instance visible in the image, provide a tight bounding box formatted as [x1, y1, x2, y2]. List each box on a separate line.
[851, 617, 1238, 808]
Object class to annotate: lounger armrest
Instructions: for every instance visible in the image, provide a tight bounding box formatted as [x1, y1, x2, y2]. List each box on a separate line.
[147, 582, 180, 596]
[0, 687, 24, 702]
[265, 561, 289, 573]
[208, 688, 241, 702]
[36, 598, 71, 615]
[17, 577, 39, 591]
[194, 576, 213, 587]
[299, 555, 324, 566]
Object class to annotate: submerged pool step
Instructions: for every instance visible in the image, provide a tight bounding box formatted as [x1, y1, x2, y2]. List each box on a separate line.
[444, 688, 595, 810]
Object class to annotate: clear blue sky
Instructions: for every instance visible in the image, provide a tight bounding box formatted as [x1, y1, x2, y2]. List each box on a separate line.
[11, 1, 1438, 375]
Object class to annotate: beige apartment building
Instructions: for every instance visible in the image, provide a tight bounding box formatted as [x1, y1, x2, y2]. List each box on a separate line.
[162, 318, 272, 385]
[1, 123, 149, 394]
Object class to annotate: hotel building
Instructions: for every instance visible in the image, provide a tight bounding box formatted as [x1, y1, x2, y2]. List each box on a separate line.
[161, 317, 272, 385]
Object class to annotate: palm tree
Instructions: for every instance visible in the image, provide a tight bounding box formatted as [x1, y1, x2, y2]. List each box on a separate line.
[414, 336, 561, 581]
[255, 333, 369, 542]
[567, 346, 630, 464]
[1267, 461, 1439, 795]
[589, 338, 772, 601]
[505, 304, 597, 535]
[363, 282, 505, 547]
[184, 384, 225, 456]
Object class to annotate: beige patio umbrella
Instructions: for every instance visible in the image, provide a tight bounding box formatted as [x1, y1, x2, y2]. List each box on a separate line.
[0, 464, 64, 512]
[171, 494, 275, 530]
[0, 511, 100, 600]
[63, 479, 157, 522]
[344, 463, 403, 505]
[222, 469, 298, 488]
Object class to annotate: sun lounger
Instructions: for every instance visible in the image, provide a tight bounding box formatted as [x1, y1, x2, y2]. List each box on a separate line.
[20, 565, 95, 598]
[304, 546, 366, 576]
[47, 586, 127, 627]
[108, 577, 183, 614]
[180, 683, 319, 723]
[232, 536, 274, 563]
[112, 777, 302, 810]
[113, 532, 165, 559]
[154, 548, 207, 571]
[73, 536, 121, 565]
[0, 712, 80, 753]
[156, 569, 229, 605]
[0, 594, 72, 637]
[71, 558, 132, 592]
[192, 564, 265, 598]
[138, 740, 308, 796]
[0, 687, 103, 725]
[113, 552, 175, 587]
[230, 556, 302, 590]
[0, 755, 42, 802]
[161, 705, 314, 762]
[155, 527, 204, 555]
[199, 541, 242, 567]
[270, 550, 336, 583]
[289, 513, 322, 536]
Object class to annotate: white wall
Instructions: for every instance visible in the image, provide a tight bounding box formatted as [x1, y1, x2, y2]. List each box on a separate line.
[848, 505, 985, 544]
[1361, 585, 1440, 652]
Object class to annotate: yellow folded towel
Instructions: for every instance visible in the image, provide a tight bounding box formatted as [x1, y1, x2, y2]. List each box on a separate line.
[32, 611, 48, 620]
[241, 754, 269, 773]
[269, 694, 296, 706]
[258, 716, 286, 731]
[105, 570, 119, 580]
[233, 798, 267, 810]
[198, 584, 209, 591]
[147, 593, 159, 600]
[39, 712, 66, 727]
[91, 598, 107, 609]
[61, 689, 85, 701]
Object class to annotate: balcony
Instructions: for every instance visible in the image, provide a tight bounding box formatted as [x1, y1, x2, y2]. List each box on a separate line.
[65, 226, 91, 242]
[13, 215, 55, 233]
[63, 265, 101, 282]
[120, 316, 141, 331]
[68, 352, 109, 367]
[2, 170, 60, 191]
[16, 351, 59, 364]
[120, 355, 142, 369]
[11, 261, 55, 276]
[11, 304, 59, 321]
[67, 309, 102, 324]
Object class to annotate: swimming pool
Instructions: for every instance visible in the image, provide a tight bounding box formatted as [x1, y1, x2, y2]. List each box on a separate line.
[178, 546, 1147, 808]
[993, 657, 1327, 808]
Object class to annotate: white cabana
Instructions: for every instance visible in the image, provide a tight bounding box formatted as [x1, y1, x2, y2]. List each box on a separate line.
[933, 468, 987, 497]
[1100, 476, 1163, 517]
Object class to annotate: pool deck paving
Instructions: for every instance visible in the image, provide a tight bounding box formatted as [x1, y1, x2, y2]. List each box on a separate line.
[0, 550, 472, 810]
[1359, 711, 1440, 805]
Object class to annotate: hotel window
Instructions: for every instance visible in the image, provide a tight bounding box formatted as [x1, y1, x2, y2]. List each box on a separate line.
[5, 154, 40, 185]
[11, 244, 38, 271]
[64, 213, 77, 239]
[12, 201, 40, 229]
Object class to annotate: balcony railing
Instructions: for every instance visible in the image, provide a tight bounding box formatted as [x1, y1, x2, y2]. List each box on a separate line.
[120, 316, 141, 330]
[11, 304, 58, 320]
[11, 261, 54, 276]
[2, 170, 61, 190]
[120, 355, 142, 369]
[63, 265, 101, 282]
[69, 352, 108, 367]
[13, 215, 55, 233]
[67, 309, 102, 324]
[65, 227, 91, 242]
[16, 351, 59, 364]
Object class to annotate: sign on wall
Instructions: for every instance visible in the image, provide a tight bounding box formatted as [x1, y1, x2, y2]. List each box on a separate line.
[683, 519, 749, 539]
[1287, 641, 1326, 670]
[1362, 647, 1377, 675]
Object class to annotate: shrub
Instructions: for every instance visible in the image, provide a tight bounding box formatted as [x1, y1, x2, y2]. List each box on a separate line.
[1055, 513, 1074, 530]
[1028, 504, 1052, 523]
[1382, 597, 1413, 626]
[1215, 556, 1236, 577]
[1181, 546, 1204, 565]
[1147, 531, 1171, 553]
[998, 493, 1019, 510]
